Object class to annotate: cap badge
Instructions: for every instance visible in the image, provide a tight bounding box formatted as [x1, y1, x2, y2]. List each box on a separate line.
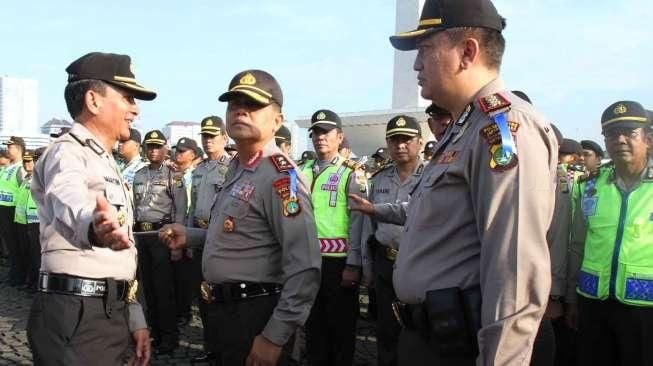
[206, 119, 213, 126]
[239, 72, 256, 85]
[317, 112, 326, 120]
[396, 118, 406, 127]
[151, 132, 158, 138]
[614, 104, 627, 115]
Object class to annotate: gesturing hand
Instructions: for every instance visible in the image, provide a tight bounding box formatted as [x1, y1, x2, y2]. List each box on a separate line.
[92, 195, 130, 250]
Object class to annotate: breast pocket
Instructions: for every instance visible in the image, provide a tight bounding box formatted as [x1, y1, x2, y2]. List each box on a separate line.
[223, 199, 250, 219]
[412, 165, 449, 227]
[105, 183, 127, 208]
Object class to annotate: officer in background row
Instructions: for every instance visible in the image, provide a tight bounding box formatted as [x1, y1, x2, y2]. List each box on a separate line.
[567, 101, 653, 365]
[119, 128, 146, 190]
[13, 150, 38, 291]
[361, 115, 425, 366]
[275, 124, 292, 156]
[422, 140, 436, 161]
[28, 51, 155, 365]
[580, 140, 604, 176]
[161, 69, 321, 366]
[187, 115, 231, 363]
[0, 136, 26, 286]
[300, 109, 367, 366]
[425, 103, 452, 141]
[351, 0, 557, 364]
[133, 129, 187, 355]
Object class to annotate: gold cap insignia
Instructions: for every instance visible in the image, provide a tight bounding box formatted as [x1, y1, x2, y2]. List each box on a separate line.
[317, 112, 326, 120]
[151, 131, 158, 138]
[239, 72, 256, 85]
[206, 119, 213, 126]
[614, 104, 627, 115]
[396, 118, 406, 127]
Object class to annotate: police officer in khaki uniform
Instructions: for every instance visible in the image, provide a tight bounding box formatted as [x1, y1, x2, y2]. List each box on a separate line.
[133, 129, 187, 354]
[361, 115, 424, 366]
[27, 52, 155, 365]
[351, 1, 557, 364]
[187, 115, 231, 363]
[161, 69, 321, 366]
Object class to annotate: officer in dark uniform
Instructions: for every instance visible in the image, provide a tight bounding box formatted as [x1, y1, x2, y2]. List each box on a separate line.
[580, 140, 604, 175]
[161, 69, 321, 366]
[187, 116, 231, 363]
[362, 115, 425, 366]
[133, 130, 187, 354]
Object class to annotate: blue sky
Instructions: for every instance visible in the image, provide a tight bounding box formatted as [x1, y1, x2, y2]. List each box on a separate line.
[2, 0, 651, 147]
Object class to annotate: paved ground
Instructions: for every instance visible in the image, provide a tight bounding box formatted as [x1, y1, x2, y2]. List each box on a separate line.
[0, 266, 378, 365]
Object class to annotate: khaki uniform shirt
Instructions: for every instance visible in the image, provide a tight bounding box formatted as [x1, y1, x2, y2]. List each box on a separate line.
[375, 79, 557, 365]
[31, 122, 145, 331]
[132, 164, 186, 224]
[188, 140, 321, 346]
[187, 154, 230, 227]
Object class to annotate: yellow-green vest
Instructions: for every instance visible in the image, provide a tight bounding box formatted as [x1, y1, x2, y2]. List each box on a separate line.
[0, 163, 20, 206]
[300, 157, 352, 257]
[577, 165, 653, 306]
[14, 179, 29, 224]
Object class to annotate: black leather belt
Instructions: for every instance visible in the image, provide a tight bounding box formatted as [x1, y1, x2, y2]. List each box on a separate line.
[201, 281, 282, 304]
[134, 221, 168, 232]
[38, 272, 130, 301]
[193, 218, 209, 229]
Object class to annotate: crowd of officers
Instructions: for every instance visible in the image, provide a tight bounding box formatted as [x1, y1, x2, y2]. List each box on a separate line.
[2, 0, 652, 365]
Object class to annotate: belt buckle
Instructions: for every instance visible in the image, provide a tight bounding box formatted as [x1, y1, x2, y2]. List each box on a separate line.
[200, 281, 214, 303]
[386, 247, 398, 261]
[140, 222, 153, 231]
[197, 219, 208, 229]
[125, 280, 138, 303]
[391, 301, 407, 328]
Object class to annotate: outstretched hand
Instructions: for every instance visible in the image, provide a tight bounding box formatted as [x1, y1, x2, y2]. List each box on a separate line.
[92, 195, 130, 250]
[347, 194, 375, 216]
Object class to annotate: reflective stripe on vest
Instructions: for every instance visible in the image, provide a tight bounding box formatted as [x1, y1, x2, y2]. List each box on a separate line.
[0, 164, 20, 206]
[300, 158, 352, 257]
[577, 166, 653, 306]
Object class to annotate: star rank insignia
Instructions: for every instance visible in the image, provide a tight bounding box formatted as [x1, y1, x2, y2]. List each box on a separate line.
[478, 92, 511, 117]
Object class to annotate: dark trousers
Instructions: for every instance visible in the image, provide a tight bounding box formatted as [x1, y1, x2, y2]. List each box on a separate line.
[15, 223, 31, 285]
[205, 293, 290, 365]
[578, 297, 653, 366]
[374, 249, 400, 366]
[172, 252, 192, 320]
[306, 257, 358, 366]
[552, 315, 577, 366]
[137, 236, 178, 347]
[27, 291, 130, 366]
[25, 223, 41, 288]
[530, 318, 556, 366]
[397, 328, 475, 366]
[191, 247, 211, 351]
[0, 206, 21, 284]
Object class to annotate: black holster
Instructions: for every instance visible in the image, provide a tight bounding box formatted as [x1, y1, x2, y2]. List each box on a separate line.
[367, 235, 380, 258]
[424, 285, 481, 357]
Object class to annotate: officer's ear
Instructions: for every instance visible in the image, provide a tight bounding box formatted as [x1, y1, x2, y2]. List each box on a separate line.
[84, 88, 103, 116]
[459, 37, 481, 71]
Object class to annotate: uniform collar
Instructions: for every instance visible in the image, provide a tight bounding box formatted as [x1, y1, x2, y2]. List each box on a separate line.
[68, 122, 111, 156]
[241, 139, 282, 172]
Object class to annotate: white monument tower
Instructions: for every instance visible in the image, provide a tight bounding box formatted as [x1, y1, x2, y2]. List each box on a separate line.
[295, 0, 433, 157]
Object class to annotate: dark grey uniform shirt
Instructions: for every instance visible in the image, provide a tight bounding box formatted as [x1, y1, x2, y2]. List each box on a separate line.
[31, 122, 146, 331]
[187, 140, 321, 346]
[133, 164, 186, 224]
[187, 154, 230, 227]
[375, 79, 557, 365]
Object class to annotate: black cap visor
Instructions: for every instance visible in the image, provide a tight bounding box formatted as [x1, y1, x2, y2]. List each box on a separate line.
[390, 27, 443, 51]
[106, 77, 156, 101]
[219, 87, 275, 106]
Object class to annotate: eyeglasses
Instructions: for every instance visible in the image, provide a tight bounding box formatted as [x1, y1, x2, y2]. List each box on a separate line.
[602, 128, 643, 140]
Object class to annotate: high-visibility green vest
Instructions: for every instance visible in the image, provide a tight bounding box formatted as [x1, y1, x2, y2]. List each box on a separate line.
[300, 156, 352, 257]
[0, 163, 20, 206]
[577, 164, 653, 306]
[14, 179, 29, 224]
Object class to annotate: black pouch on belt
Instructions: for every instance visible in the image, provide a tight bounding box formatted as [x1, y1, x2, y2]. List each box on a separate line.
[424, 286, 479, 357]
[367, 235, 380, 258]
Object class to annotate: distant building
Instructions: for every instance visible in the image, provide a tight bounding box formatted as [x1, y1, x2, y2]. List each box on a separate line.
[0, 76, 39, 135]
[162, 121, 201, 147]
[41, 118, 73, 137]
[0, 134, 50, 150]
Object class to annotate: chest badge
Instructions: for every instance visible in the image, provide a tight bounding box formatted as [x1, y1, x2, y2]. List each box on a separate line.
[283, 197, 301, 217]
[117, 211, 126, 227]
[223, 216, 235, 233]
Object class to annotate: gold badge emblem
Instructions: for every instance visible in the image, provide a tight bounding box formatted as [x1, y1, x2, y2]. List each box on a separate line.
[200, 281, 214, 303]
[614, 104, 627, 115]
[316, 111, 326, 120]
[140, 222, 153, 231]
[117, 211, 126, 227]
[206, 119, 213, 126]
[223, 216, 235, 232]
[151, 131, 158, 138]
[396, 118, 406, 127]
[126, 280, 138, 303]
[239, 72, 256, 85]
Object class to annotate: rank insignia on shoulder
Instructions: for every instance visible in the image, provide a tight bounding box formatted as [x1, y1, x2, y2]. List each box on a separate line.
[478, 92, 511, 117]
[342, 159, 363, 171]
[270, 154, 293, 173]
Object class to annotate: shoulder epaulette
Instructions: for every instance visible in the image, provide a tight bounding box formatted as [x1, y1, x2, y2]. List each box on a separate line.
[478, 92, 511, 117]
[67, 132, 105, 156]
[270, 154, 293, 173]
[342, 159, 364, 171]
